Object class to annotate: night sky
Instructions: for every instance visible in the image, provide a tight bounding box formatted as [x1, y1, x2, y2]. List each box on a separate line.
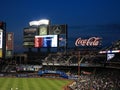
[0, 0, 120, 52]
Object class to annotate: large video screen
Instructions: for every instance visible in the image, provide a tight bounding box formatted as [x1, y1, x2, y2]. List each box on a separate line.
[39, 25, 48, 35]
[0, 29, 3, 49]
[35, 35, 58, 48]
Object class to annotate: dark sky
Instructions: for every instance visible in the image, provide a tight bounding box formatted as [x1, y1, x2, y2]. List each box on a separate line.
[0, 0, 120, 52]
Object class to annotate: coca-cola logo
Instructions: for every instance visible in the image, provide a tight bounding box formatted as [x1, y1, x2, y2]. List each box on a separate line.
[75, 37, 101, 46]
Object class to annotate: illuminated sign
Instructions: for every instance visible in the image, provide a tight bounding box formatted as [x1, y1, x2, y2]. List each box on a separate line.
[23, 42, 34, 46]
[23, 27, 37, 47]
[75, 37, 101, 46]
[24, 27, 37, 37]
[49, 25, 67, 35]
[0, 49, 2, 57]
[0, 29, 3, 49]
[39, 25, 48, 35]
[35, 35, 58, 48]
[99, 50, 120, 54]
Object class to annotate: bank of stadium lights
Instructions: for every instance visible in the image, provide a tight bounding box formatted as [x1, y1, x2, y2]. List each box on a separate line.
[29, 19, 49, 26]
[99, 50, 120, 54]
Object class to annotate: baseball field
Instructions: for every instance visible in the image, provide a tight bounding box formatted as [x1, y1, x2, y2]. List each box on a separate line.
[0, 78, 72, 90]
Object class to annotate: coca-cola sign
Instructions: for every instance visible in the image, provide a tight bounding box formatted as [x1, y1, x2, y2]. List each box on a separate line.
[75, 37, 101, 46]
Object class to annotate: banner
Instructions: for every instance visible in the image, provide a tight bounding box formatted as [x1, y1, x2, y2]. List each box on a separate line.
[6, 32, 14, 50]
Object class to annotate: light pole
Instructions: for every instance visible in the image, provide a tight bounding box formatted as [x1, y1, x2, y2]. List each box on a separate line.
[78, 51, 80, 77]
[78, 51, 84, 77]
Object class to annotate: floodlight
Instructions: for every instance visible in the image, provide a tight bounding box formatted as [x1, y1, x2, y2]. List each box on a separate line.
[29, 19, 49, 26]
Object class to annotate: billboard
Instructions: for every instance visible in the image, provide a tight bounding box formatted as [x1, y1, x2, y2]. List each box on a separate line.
[23, 27, 37, 47]
[75, 37, 101, 46]
[0, 29, 3, 49]
[34, 35, 58, 48]
[49, 25, 67, 35]
[6, 32, 14, 50]
[0, 22, 6, 58]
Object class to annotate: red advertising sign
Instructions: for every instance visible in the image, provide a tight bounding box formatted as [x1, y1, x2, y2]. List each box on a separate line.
[75, 37, 101, 46]
[6, 32, 14, 50]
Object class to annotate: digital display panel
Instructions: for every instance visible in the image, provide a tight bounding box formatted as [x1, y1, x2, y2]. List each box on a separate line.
[23, 27, 37, 37]
[23, 27, 37, 47]
[59, 34, 66, 47]
[35, 35, 58, 48]
[0, 29, 3, 49]
[39, 25, 48, 35]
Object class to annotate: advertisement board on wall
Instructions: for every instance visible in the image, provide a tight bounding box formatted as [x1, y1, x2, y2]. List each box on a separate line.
[0, 29, 3, 49]
[49, 25, 67, 35]
[0, 22, 6, 59]
[75, 37, 101, 47]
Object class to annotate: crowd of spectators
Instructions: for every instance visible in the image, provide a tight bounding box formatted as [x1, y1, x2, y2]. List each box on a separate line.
[42, 39, 120, 67]
[16, 64, 42, 72]
[42, 50, 106, 67]
[69, 68, 120, 90]
[105, 40, 120, 51]
[42, 52, 78, 66]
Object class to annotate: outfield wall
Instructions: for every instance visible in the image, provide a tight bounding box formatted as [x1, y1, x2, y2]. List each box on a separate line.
[38, 70, 68, 79]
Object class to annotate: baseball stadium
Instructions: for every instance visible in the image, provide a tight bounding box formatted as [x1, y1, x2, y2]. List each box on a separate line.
[0, 20, 120, 90]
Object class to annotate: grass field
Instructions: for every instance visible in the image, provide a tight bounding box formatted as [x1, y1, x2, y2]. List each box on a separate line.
[0, 78, 71, 90]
